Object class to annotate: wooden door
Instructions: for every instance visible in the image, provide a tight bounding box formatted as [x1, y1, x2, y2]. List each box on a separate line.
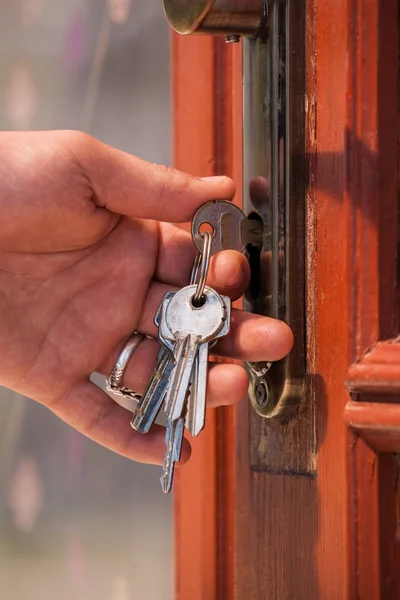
[172, 1, 400, 598]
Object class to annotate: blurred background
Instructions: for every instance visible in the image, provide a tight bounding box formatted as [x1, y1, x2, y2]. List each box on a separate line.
[0, 1, 173, 599]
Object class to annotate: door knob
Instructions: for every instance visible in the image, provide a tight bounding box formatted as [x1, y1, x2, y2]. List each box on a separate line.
[162, 0, 267, 40]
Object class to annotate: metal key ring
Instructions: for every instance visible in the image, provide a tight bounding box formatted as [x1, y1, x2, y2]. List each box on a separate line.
[190, 248, 202, 285]
[192, 231, 212, 305]
[106, 333, 144, 410]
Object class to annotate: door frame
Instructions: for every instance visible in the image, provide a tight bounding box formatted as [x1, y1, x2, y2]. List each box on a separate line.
[172, 34, 242, 600]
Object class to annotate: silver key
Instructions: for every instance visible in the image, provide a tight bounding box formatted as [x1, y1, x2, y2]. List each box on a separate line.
[160, 415, 186, 494]
[191, 200, 263, 256]
[159, 284, 229, 423]
[185, 295, 231, 437]
[185, 342, 207, 437]
[131, 346, 173, 433]
[131, 293, 175, 433]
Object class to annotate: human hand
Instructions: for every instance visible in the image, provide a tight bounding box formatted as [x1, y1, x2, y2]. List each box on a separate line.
[0, 130, 293, 464]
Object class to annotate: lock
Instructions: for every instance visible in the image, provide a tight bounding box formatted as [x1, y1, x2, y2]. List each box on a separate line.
[162, 0, 267, 40]
[163, 0, 308, 439]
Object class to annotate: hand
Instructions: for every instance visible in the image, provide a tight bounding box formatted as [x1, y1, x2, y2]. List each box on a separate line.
[0, 130, 293, 464]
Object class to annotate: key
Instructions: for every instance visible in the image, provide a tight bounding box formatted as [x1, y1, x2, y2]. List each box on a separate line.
[154, 292, 175, 330]
[185, 294, 231, 437]
[153, 284, 220, 437]
[159, 286, 231, 426]
[131, 293, 175, 433]
[131, 346, 174, 433]
[191, 200, 264, 256]
[185, 342, 207, 437]
[159, 284, 230, 423]
[160, 416, 186, 494]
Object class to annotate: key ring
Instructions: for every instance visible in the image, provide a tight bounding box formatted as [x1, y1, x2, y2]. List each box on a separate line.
[190, 251, 201, 285]
[191, 231, 212, 305]
[106, 333, 144, 409]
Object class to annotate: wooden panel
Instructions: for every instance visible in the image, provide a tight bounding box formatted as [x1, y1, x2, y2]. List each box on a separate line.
[172, 1, 400, 599]
[349, 440, 400, 599]
[235, 0, 400, 598]
[345, 0, 399, 353]
[172, 34, 218, 600]
[172, 34, 242, 600]
[235, 0, 350, 597]
[345, 1, 400, 598]
[346, 340, 400, 395]
[213, 37, 241, 600]
[345, 401, 400, 452]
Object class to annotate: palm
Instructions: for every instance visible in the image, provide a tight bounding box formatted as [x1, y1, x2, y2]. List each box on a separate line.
[0, 216, 160, 400]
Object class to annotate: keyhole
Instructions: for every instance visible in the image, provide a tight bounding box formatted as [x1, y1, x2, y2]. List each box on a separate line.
[245, 211, 263, 301]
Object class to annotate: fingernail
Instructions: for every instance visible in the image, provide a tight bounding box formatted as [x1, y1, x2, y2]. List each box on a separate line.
[200, 175, 229, 184]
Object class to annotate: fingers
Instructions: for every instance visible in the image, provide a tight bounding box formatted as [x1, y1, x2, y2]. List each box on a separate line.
[216, 311, 294, 361]
[137, 281, 294, 362]
[98, 336, 249, 409]
[155, 224, 197, 283]
[70, 132, 236, 222]
[52, 349, 249, 467]
[156, 224, 250, 292]
[249, 176, 270, 209]
[99, 336, 160, 392]
[207, 363, 249, 407]
[52, 380, 191, 466]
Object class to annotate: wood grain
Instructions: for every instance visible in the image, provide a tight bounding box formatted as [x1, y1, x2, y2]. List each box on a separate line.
[235, 0, 350, 597]
[235, 0, 400, 598]
[349, 439, 400, 599]
[172, 34, 242, 600]
[345, 2, 400, 597]
[172, 34, 218, 600]
[172, 1, 400, 598]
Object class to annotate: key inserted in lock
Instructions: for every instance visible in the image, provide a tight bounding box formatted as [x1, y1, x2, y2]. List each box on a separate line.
[191, 191, 304, 423]
[191, 200, 264, 255]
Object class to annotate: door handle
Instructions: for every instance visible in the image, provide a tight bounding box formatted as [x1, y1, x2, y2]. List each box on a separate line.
[162, 0, 267, 41]
[162, 0, 306, 423]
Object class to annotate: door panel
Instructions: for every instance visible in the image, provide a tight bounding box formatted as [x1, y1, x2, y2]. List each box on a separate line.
[344, 0, 400, 596]
[172, 1, 400, 598]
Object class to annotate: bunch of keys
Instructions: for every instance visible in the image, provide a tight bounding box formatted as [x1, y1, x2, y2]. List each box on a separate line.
[106, 200, 264, 493]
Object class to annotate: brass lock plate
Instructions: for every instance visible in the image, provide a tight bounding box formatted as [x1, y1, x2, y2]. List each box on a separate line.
[162, 0, 315, 475]
[243, 0, 315, 476]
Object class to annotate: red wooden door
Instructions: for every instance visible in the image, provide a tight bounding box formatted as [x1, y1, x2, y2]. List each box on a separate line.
[171, 1, 400, 598]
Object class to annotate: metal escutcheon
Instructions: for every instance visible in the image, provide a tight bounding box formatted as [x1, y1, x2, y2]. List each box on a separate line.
[162, 1, 306, 425]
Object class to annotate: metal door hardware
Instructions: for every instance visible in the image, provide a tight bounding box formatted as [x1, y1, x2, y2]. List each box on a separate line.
[162, 1, 307, 435]
[162, 0, 268, 40]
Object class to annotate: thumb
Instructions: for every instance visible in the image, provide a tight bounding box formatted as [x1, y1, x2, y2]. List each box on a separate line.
[75, 133, 236, 222]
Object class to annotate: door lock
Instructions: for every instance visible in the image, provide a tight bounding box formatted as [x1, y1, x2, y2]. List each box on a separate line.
[162, 0, 268, 41]
[162, 1, 306, 427]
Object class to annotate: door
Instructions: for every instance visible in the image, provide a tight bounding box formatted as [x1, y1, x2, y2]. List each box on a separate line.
[168, 1, 400, 598]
